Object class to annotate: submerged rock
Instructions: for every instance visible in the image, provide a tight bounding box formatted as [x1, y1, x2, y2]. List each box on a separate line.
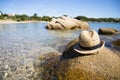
[46, 16, 89, 30]
[112, 39, 120, 47]
[98, 28, 120, 35]
[33, 52, 60, 80]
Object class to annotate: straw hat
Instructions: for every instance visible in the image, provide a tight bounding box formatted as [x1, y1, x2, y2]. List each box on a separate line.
[74, 30, 105, 54]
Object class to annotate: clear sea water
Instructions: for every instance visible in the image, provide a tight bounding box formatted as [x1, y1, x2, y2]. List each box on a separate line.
[0, 22, 120, 79]
[0, 22, 120, 57]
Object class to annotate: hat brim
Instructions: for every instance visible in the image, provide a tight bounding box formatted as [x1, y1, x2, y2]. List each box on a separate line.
[74, 40, 105, 54]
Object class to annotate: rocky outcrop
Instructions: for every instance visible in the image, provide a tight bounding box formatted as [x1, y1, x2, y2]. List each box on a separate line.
[112, 39, 120, 47]
[98, 28, 120, 35]
[46, 16, 89, 30]
[55, 47, 120, 80]
[40, 42, 120, 80]
[64, 38, 78, 52]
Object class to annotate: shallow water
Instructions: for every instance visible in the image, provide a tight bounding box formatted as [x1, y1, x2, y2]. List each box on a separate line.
[89, 22, 120, 50]
[90, 22, 120, 31]
[0, 22, 120, 79]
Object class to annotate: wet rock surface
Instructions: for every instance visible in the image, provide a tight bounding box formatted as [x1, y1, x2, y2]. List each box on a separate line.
[33, 52, 60, 80]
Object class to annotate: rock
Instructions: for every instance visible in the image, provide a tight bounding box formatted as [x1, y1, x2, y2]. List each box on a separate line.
[81, 22, 90, 29]
[64, 38, 78, 52]
[40, 29, 120, 80]
[39, 52, 60, 80]
[54, 47, 120, 80]
[18, 77, 26, 80]
[112, 39, 120, 47]
[46, 16, 89, 30]
[10, 65, 17, 72]
[0, 72, 4, 80]
[41, 43, 120, 80]
[98, 28, 120, 35]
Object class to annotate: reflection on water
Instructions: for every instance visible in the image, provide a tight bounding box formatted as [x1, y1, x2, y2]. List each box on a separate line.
[0, 22, 120, 79]
[47, 30, 80, 39]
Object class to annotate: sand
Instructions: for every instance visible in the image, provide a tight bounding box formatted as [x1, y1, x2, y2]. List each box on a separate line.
[0, 20, 46, 24]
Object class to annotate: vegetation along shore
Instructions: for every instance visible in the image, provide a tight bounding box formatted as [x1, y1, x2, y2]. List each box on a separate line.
[0, 11, 120, 23]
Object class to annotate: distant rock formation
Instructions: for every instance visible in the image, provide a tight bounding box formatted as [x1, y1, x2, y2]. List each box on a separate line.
[46, 16, 89, 30]
[98, 28, 120, 35]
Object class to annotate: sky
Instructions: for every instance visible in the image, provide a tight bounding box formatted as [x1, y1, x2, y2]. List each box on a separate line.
[0, 0, 120, 18]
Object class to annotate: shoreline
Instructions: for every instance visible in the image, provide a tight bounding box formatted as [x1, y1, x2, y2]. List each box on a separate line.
[0, 20, 47, 24]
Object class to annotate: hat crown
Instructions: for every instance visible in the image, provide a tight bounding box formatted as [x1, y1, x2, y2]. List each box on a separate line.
[79, 30, 100, 47]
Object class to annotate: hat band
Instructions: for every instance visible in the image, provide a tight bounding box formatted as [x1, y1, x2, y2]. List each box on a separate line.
[79, 43, 101, 50]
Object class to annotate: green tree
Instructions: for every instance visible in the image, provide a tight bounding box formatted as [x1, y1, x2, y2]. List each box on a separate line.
[0, 11, 3, 19]
[0, 11, 3, 15]
[21, 14, 29, 21]
[15, 14, 22, 21]
[63, 14, 68, 17]
[15, 14, 29, 21]
[30, 13, 41, 21]
[75, 16, 88, 21]
[34, 13, 37, 17]
[42, 16, 52, 21]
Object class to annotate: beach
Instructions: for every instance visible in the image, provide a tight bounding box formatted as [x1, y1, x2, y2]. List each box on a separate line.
[0, 20, 46, 24]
